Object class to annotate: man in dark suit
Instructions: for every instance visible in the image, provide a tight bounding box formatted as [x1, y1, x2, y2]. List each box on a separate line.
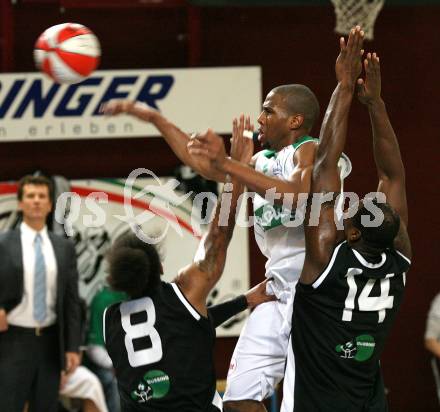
[0, 175, 81, 412]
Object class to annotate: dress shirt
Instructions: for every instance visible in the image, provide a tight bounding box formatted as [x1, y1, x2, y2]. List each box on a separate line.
[7, 222, 58, 327]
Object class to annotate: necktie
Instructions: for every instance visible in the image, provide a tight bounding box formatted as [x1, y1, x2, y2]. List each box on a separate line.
[33, 233, 47, 323]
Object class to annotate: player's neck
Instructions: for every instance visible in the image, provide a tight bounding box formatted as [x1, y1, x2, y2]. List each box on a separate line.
[351, 241, 384, 264]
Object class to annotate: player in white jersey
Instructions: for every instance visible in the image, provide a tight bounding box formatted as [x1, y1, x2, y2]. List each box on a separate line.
[101, 89, 350, 412]
[188, 84, 350, 412]
[253, 137, 351, 297]
[253, 136, 317, 295]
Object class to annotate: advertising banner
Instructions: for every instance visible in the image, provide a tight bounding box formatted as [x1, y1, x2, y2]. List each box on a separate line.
[0, 67, 261, 142]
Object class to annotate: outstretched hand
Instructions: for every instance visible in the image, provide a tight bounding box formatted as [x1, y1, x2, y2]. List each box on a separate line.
[335, 25, 365, 87]
[230, 114, 254, 164]
[245, 279, 278, 310]
[357, 53, 381, 105]
[187, 129, 228, 169]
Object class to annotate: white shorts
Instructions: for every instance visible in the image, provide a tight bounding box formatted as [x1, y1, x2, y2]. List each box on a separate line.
[59, 365, 109, 412]
[223, 290, 294, 402]
[280, 335, 295, 412]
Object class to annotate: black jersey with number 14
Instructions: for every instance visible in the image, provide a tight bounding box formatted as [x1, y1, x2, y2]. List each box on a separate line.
[104, 281, 221, 412]
[291, 241, 411, 412]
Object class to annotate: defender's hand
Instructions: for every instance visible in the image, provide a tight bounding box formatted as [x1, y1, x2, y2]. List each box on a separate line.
[245, 279, 278, 310]
[357, 53, 382, 105]
[335, 26, 365, 87]
[187, 129, 228, 169]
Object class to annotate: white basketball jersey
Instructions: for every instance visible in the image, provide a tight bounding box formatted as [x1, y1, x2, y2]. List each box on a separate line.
[253, 136, 352, 294]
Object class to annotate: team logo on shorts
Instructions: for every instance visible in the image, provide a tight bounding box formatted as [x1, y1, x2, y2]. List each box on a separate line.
[131, 370, 171, 403]
[335, 335, 376, 362]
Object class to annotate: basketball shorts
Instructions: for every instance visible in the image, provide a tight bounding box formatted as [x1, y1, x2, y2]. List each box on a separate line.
[223, 288, 294, 402]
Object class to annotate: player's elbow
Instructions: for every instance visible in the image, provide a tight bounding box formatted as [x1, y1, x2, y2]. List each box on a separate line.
[378, 172, 406, 189]
[200, 255, 226, 286]
[378, 160, 406, 183]
[386, 169, 406, 183]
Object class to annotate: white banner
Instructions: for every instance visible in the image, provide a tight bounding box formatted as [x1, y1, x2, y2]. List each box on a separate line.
[0, 176, 250, 337]
[0, 67, 261, 142]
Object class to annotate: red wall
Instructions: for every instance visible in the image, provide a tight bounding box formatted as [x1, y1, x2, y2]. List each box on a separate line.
[1, 3, 439, 410]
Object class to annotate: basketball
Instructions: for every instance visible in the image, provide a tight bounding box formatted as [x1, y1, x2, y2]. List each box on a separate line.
[34, 23, 101, 84]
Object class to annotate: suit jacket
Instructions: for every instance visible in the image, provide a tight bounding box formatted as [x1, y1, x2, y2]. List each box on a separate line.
[0, 228, 81, 368]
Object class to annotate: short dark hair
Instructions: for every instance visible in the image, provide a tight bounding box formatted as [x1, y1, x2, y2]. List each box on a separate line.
[17, 175, 54, 202]
[107, 232, 162, 299]
[272, 84, 320, 132]
[352, 200, 400, 250]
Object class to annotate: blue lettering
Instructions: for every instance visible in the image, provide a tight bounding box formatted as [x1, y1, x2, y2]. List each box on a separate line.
[13, 80, 60, 118]
[55, 77, 103, 116]
[0, 80, 25, 118]
[136, 75, 174, 110]
[93, 76, 137, 115]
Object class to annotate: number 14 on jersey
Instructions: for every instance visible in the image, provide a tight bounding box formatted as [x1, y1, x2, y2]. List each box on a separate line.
[343, 268, 395, 323]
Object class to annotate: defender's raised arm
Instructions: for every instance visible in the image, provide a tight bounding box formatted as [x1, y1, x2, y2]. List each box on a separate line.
[301, 27, 364, 283]
[357, 53, 411, 257]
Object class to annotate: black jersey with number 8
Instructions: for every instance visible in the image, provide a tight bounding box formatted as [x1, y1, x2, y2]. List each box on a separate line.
[104, 281, 221, 412]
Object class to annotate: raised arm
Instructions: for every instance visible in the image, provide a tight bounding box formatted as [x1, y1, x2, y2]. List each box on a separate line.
[357, 53, 411, 257]
[301, 27, 364, 284]
[100, 100, 226, 182]
[174, 128, 245, 315]
[188, 128, 316, 206]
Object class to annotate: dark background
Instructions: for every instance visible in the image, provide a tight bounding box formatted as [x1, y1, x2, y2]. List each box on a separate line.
[0, 1, 439, 410]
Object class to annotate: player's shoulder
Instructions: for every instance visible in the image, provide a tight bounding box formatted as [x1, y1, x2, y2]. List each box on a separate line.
[293, 136, 318, 155]
[328, 240, 352, 266]
[254, 149, 276, 159]
[388, 246, 411, 272]
[292, 137, 318, 167]
[293, 135, 319, 151]
[105, 300, 122, 315]
[252, 149, 274, 169]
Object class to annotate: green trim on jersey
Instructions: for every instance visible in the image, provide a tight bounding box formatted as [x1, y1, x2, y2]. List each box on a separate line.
[260, 135, 316, 161]
[292, 135, 318, 149]
[263, 149, 277, 159]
